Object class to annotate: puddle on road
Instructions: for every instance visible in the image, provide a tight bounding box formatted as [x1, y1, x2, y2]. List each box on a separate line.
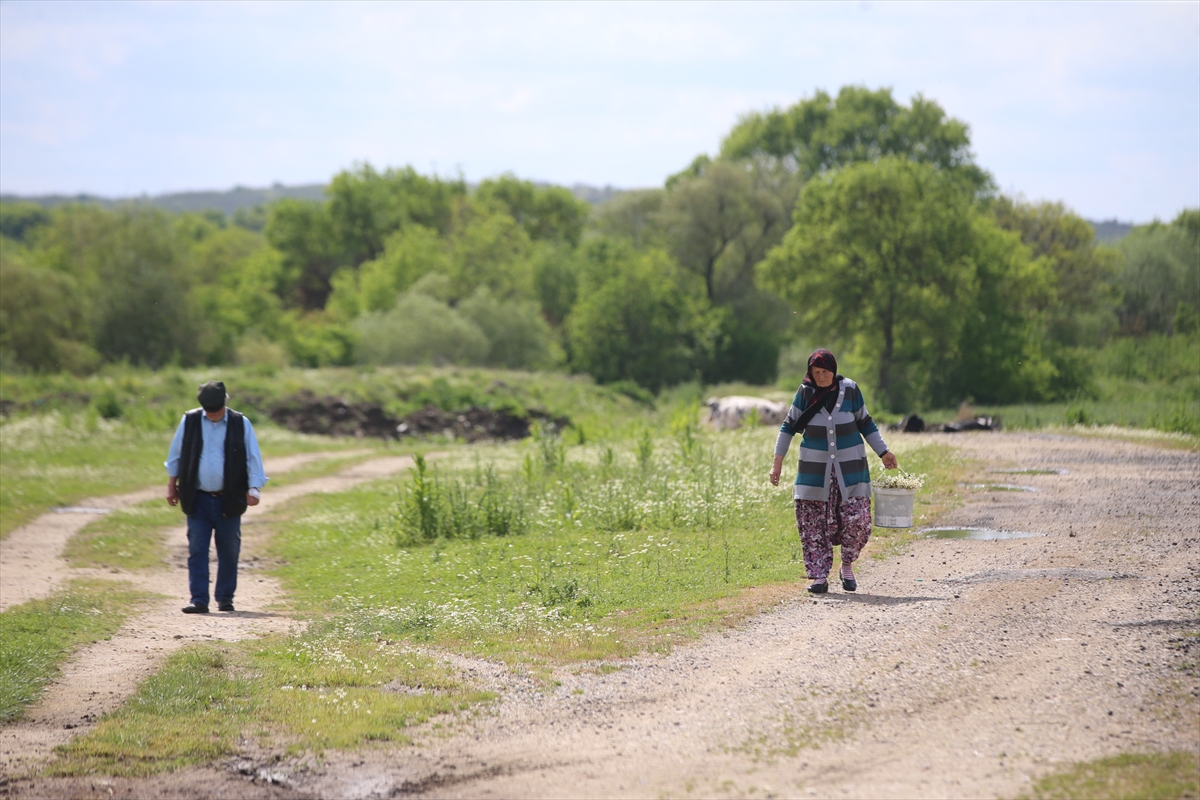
[51, 506, 110, 514]
[920, 527, 1043, 540]
[990, 468, 1070, 476]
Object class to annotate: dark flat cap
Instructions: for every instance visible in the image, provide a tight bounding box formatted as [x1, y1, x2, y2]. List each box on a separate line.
[197, 380, 228, 412]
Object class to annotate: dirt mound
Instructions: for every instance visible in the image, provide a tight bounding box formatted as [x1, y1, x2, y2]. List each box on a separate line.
[396, 404, 568, 442]
[267, 392, 568, 442]
[267, 392, 400, 438]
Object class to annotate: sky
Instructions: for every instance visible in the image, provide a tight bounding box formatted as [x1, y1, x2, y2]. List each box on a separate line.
[1, 1, 1197, 223]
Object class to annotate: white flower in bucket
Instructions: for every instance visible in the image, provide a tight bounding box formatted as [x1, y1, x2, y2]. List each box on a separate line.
[873, 469, 926, 491]
[873, 469, 925, 527]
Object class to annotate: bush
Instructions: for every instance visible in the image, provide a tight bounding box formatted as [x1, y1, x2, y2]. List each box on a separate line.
[394, 455, 528, 546]
[354, 292, 488, 366]
[457, 287, 557, 370]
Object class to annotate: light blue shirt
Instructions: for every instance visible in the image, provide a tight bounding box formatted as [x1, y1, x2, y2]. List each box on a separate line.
[165, 409, 267, 492]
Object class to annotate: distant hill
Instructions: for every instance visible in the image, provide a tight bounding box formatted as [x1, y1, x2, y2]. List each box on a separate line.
[1088, 219, 1134, 243]
[1, 181, 628, 216]
[0, 183, 327, 215]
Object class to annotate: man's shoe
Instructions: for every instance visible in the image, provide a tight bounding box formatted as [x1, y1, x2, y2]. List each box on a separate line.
[218, 602, 235, 612]
[182, 603, 209, 614]
[807, 581, 828, 594]
[841, 578, 857, 592]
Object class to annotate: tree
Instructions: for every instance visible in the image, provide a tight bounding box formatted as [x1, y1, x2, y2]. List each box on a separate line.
[0, 241, 96, 372]
[1113, 210, 1200, 335]
[327, 163, 463, 266]
[760, 157, 1054, 409]
[588, 189, 666, 251]
[446, 207, 535, 301]
[476, 175, 590, 246]
[265, 199, 341, 309]
[0, 202, 51, 243]
[721, 86, 990, 192]
[991, 197, 1119, 346]
[566, 243, 717, 392]
[660, 160, 795, 305]
[29, 205, 201, 368]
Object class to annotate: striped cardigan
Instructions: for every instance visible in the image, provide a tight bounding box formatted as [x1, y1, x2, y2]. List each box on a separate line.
[774, 378, 889, 501]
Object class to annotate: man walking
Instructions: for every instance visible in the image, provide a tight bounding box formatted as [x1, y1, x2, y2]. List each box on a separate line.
[166, 380, 267, 614]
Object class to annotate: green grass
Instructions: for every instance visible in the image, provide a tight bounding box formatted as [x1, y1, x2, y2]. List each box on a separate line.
[0, 411, 375, 540]
[1022, 751, 1200, 800]
[925, 382, 1199, 438]
[64, 500, 179, 571]
[0, 580, 155, 725]
[0, 415, 175, 538]
[267, 427, 965, 665]
[48, 625, 492, 776]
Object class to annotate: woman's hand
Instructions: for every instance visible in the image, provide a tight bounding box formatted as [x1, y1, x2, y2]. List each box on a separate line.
[769, 454, 784, 486]
[881, 451, 898, 470]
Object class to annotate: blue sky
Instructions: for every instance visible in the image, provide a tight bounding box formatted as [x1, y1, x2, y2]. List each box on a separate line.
[1, 1, 1197, 222]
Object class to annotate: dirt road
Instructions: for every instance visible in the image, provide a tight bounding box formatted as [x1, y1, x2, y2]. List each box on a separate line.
[0, 453, 422, 779]
[3, 433, 1198, 799]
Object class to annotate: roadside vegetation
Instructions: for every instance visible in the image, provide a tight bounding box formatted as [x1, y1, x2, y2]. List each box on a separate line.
[0, 580, 154, 724]
[1023, 751, 1200, 800]
[268, 422, 965, 666]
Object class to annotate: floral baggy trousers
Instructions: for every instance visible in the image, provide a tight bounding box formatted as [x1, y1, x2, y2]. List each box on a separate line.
[794, 471, 872, 580]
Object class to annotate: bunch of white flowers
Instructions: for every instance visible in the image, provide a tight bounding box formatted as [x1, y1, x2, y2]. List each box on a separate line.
[874, 469, 926, 490]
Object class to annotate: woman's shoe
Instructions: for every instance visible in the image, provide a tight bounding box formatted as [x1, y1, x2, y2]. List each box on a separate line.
[807, 581, 828, 594]
[841, 578, 857, 592]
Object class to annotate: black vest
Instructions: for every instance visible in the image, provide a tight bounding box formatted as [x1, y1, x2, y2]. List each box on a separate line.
[177, 408, 249, 518]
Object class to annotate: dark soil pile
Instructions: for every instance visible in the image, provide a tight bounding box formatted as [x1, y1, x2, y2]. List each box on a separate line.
[267, 392, 568, 442]
[396, 404, 568, 442]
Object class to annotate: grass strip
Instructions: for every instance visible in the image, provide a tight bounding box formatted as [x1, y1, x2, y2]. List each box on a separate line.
[1023, 751, 1200, 800]
[49, 625, 492, 776]
[0, 580, 155, 725]
[64, 500, 178, 571]
[0, 411, 379, 540]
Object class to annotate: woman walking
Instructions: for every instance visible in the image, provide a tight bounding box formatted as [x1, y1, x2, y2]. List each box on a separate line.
[769, 350, 898, 593]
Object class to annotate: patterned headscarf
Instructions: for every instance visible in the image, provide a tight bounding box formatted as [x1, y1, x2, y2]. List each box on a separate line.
[806, 349, 838, 383]
[799, 349, 841, 418]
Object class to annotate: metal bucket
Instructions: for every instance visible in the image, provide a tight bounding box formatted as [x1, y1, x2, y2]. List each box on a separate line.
[873, 487, 916, 528]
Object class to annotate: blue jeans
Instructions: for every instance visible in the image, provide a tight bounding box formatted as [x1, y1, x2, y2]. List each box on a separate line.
[186, 492, 242, 606]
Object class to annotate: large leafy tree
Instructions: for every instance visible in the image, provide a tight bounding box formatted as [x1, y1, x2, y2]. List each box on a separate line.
[327, 164, 463, 265]
[267, 164, 466, 309]
[760, 157, 1054, 409]
[721, 86, 990, 192]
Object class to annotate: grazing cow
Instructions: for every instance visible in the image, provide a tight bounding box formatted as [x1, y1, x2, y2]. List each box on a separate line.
[705, 396, 788, 431]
